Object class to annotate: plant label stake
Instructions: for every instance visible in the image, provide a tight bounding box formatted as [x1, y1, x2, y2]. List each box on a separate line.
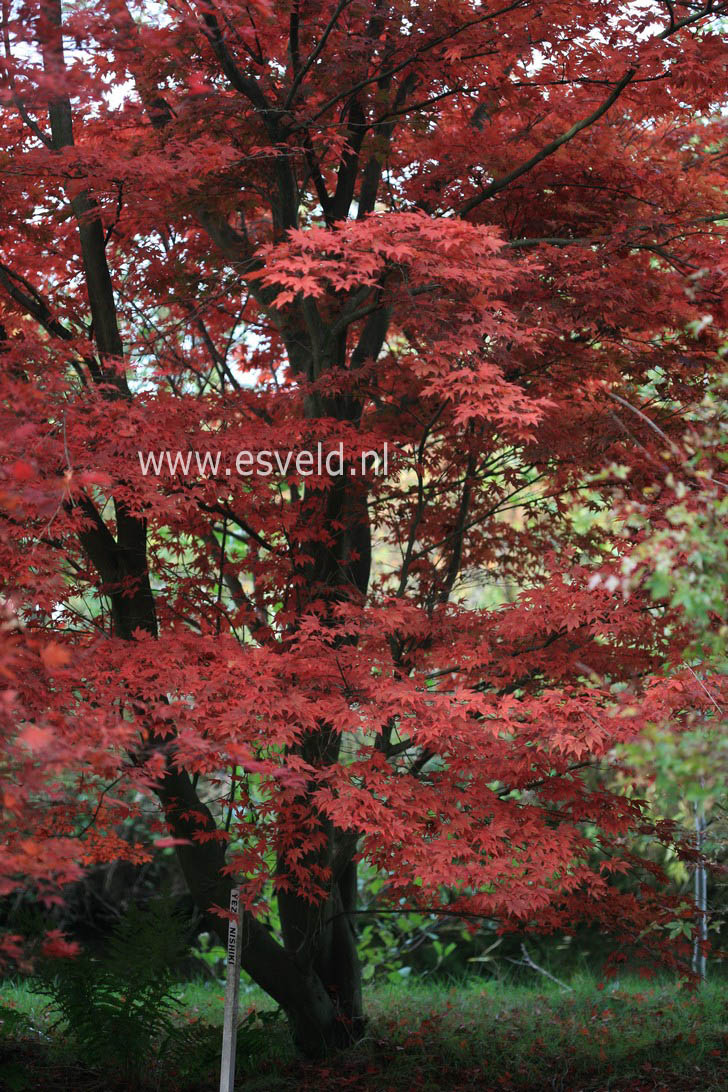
[219, 886, 242, 1092]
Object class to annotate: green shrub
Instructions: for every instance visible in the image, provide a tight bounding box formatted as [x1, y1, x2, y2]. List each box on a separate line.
[35, 899, 194, 1087]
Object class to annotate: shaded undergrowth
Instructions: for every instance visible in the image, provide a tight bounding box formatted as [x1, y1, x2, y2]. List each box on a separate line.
[1, 975, 726, 1091]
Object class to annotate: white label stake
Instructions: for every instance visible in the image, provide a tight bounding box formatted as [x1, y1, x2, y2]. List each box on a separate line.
[219, 886, 242, 1092]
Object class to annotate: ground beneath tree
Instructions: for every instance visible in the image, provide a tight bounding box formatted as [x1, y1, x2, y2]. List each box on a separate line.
[1, 1038, 726, 1092]
[1, 978, 726, 1091]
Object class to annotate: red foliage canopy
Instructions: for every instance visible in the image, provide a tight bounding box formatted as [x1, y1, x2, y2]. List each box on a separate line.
[0, 0, 726, 1049]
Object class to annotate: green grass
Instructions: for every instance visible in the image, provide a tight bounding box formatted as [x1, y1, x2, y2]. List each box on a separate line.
[359, 976, 727, 1090]
[1, 973, 727, 1090]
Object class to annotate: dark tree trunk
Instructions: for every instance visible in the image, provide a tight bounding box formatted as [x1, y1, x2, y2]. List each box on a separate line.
[314, 860, 364, 1042]
[277, 852, 363, 1054]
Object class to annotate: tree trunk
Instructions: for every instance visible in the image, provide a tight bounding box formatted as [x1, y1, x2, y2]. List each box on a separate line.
[278, 856, 363, 1054]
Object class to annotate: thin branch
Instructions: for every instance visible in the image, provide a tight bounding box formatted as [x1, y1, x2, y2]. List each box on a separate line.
[459, 4, 725, 215]
[607, 391, 682, 455]
[75, 774, 127, 837]
[459, 69, 636, 215]
[284, 0, 353, 110]
[508, 942, 574, 991]
[305, 1, 528, 125]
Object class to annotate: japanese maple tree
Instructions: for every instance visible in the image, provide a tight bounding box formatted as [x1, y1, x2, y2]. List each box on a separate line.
[1, 0, 727, 1054]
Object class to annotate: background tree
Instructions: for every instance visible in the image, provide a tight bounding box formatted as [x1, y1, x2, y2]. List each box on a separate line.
[0, 0, 726, 1055]
[608, 379, 728, 979]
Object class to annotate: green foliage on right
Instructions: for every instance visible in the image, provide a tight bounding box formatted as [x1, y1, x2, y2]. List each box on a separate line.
[624, 376, 728, 667]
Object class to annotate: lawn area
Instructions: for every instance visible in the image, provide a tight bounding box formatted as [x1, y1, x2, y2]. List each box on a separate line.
[1, 975, 726, 1091]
